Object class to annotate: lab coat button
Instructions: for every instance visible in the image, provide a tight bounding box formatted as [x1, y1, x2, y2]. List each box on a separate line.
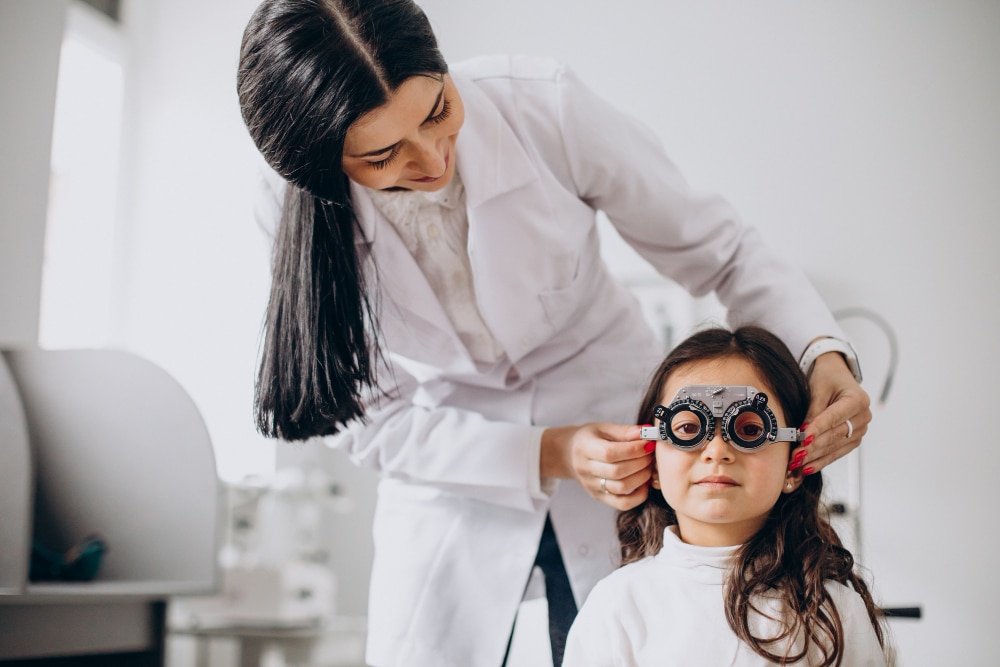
[578, 545, 590, 557]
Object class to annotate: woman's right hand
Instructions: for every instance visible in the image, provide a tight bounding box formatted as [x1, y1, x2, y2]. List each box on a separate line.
[541, 423, 654, 510]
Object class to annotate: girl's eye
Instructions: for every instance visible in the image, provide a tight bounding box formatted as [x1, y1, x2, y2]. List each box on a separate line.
[732, 412, 766, 442]
[670, 412, 701, 440]
[369, 147, 400, 171]
[428, 98, 452, 125]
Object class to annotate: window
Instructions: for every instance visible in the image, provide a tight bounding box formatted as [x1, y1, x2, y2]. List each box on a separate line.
[38, 2, 124, 349]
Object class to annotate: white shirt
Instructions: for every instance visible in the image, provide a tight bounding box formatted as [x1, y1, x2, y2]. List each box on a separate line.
[367, 171, 505, 364]
[564, 527, 887, 666]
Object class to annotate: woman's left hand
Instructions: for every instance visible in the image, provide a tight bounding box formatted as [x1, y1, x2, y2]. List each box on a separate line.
[789, 352, 872, 475]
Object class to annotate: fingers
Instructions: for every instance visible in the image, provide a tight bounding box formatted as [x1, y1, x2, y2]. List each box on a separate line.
[591, 451, 653, 481]
[591, 458, 653, 497]
[593, 466, 653, 511]
[805, 389, 871, 441]
[579, 423, 652, 463]
[570, 422, 656, 508]
[792, 355, 873, 475]
[790, 402, 871, 475]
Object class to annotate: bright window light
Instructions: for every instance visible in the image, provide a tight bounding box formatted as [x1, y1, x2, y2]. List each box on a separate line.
[39, 3, 124, 349]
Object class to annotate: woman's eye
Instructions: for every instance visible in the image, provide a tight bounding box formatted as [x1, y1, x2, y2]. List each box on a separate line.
[428, 98, 452, 125]
[369, 148, 400, 170]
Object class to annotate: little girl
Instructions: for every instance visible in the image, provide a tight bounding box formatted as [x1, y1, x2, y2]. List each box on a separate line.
[563, 326, 888, 666]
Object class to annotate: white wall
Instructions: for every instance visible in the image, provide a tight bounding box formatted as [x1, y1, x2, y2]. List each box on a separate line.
[117, 0, 275, 481]
[71, 0, 1000, 663]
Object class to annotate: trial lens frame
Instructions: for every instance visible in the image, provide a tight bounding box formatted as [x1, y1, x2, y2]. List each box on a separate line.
[638, 385, 802, 453]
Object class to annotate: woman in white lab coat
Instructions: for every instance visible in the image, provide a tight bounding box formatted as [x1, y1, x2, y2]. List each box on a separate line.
[237, 1, 871, 666]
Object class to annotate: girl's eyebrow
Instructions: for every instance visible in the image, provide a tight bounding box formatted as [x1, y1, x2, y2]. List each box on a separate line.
[350, 81, 446, 159]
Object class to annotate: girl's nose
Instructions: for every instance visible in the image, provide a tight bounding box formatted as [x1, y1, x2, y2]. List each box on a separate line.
[701, 431, 735, 462]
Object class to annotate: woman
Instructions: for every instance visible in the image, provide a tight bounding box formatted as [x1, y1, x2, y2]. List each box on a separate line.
[237, 1, 871, 665]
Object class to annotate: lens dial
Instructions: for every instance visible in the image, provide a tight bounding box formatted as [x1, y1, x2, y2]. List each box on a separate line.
[721, 392, 778, 451]
[654, 398, 715, 449]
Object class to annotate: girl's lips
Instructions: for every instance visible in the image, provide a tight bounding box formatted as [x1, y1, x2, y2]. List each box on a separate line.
[696, 475, 739, 487]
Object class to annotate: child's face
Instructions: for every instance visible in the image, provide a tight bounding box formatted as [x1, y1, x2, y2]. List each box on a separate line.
[654, 356, 800, 547]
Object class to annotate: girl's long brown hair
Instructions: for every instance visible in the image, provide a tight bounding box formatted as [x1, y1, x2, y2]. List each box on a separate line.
[618, 326, 885, 666]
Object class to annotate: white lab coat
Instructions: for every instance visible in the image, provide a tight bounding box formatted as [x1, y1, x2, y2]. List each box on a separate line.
[324, 55, 842, 667]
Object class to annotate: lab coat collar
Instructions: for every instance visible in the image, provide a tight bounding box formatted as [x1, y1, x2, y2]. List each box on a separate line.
[452, 73, 539, 210]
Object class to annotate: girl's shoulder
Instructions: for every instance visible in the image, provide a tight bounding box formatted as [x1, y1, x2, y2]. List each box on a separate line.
[584, 556, 660, 603]
[826, 579, 890, 665]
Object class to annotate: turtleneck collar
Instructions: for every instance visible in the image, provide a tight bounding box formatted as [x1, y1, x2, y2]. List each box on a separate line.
[655, 525, 738, 585]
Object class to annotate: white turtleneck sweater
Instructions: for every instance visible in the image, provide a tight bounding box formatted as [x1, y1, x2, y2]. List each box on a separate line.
[563, 526, 887, 666]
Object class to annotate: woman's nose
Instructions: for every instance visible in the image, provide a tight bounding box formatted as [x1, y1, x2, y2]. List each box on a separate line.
[409, 135, 445, 176]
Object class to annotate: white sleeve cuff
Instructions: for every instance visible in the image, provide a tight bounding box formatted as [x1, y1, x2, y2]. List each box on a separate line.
[527, 427, 559, 500]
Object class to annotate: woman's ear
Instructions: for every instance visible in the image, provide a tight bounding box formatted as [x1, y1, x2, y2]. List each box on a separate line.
[782, 471, 803, 494]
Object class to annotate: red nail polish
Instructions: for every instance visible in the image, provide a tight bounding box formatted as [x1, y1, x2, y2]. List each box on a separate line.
[644, 442, 655, 453]
[802, 467, 815, 476]
[802, 435, 814, 447]
[788, 459, 802, 471]
[793, 449, 807, 461]
[800, 422, 809, 431]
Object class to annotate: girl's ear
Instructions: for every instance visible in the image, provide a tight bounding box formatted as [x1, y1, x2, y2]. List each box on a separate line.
[782, 471, 803, 494]
[651, 463, 660, 490]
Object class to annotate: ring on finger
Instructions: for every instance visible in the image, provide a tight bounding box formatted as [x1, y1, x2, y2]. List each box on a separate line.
[599, 477, 609, 494]
[844, 418, 854, 439]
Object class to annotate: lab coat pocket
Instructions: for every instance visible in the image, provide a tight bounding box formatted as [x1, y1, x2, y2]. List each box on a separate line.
[537, 250, 604, 334]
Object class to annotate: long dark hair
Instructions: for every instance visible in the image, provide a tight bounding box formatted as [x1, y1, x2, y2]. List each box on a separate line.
[237, 0, 448, 440]
[618, 326, 885, 665]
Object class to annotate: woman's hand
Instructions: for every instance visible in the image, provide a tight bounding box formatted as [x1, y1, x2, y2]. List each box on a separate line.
[790, 352, 872, 476]
[541, 422, 654, 510]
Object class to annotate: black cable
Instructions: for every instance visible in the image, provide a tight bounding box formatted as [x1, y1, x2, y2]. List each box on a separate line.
[881, 606, 923, 619]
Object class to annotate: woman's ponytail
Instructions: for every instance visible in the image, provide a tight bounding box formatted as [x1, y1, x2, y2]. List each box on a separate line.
[255, 183, 378, 440]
